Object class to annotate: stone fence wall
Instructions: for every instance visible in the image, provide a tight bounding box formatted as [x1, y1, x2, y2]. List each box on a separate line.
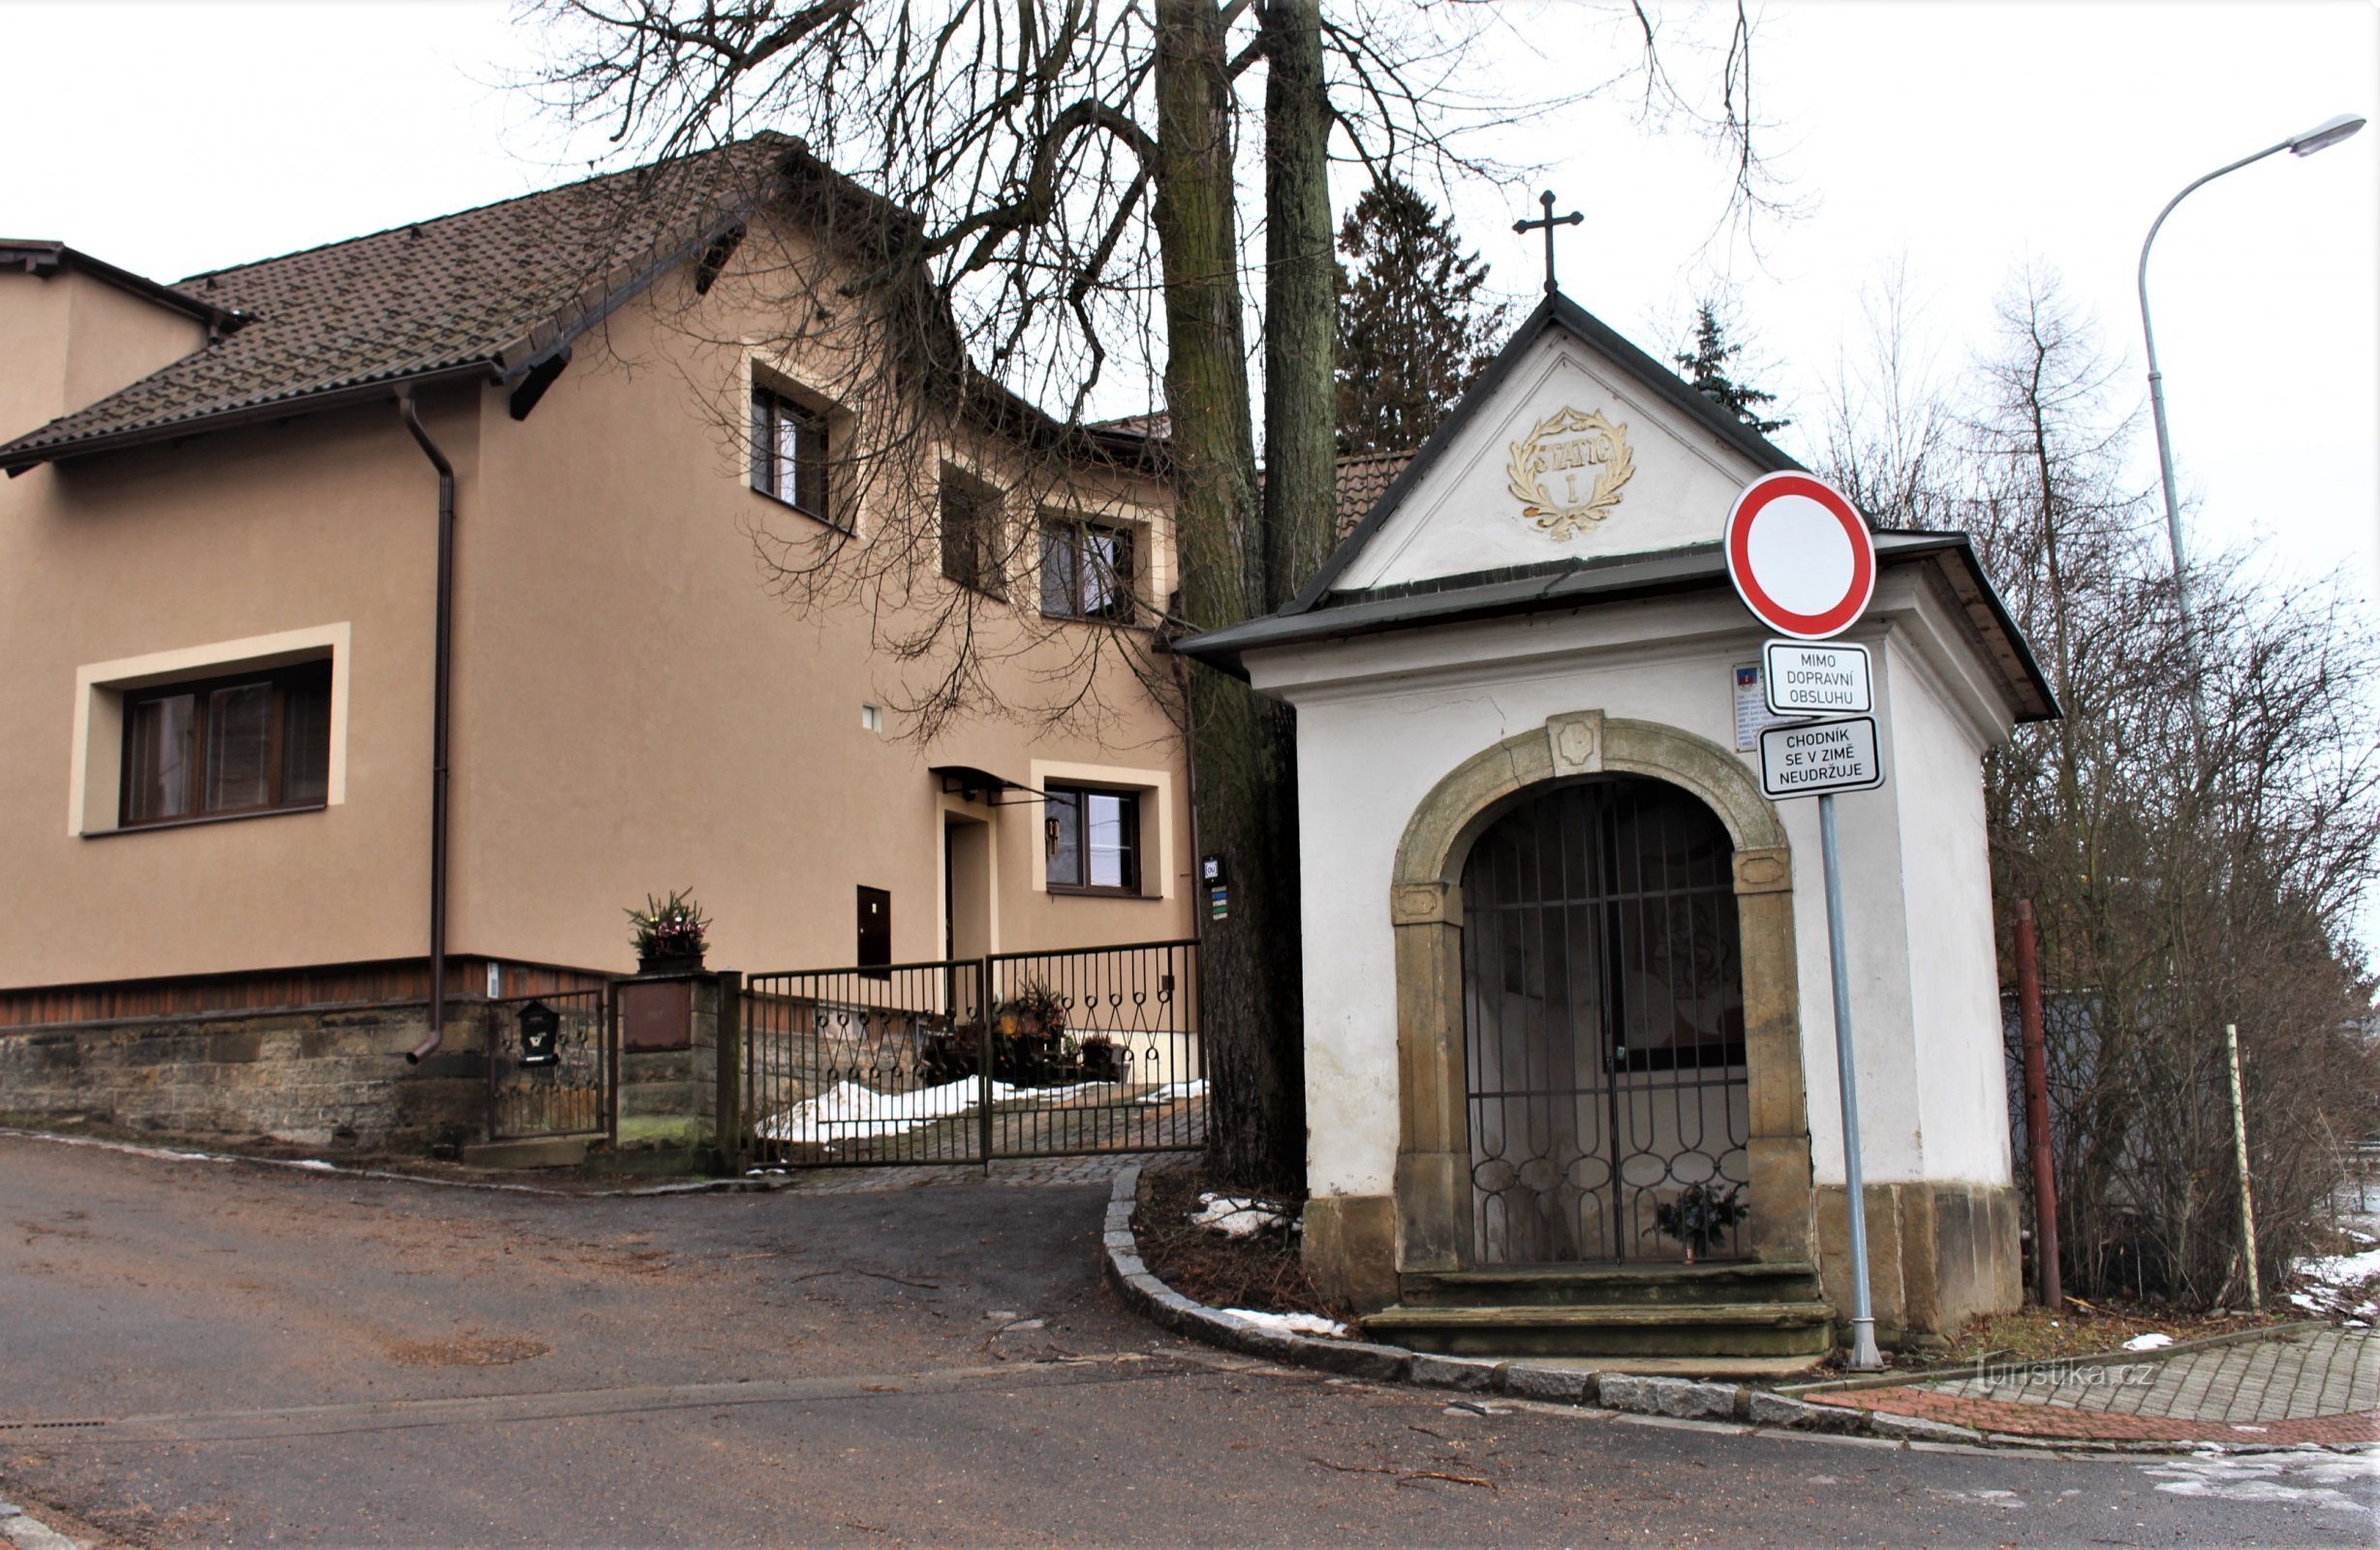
[0, 1000, 486, 1151]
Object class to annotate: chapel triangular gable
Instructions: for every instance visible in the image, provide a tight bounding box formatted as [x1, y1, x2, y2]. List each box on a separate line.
[1298, 293, 1800, 606]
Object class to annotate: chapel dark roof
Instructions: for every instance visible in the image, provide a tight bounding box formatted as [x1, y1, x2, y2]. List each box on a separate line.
[0, 136, 807, 472]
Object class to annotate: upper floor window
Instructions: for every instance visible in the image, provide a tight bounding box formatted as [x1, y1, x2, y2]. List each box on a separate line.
[751, 388, 832, 525]
[1040, 517, 1135, 623]
[122, 661, 331, 826]
[1045, 785, 1140, 893]
[940, 468, 1005, 596]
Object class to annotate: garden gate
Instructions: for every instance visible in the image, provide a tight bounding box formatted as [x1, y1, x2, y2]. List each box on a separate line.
[482, 986, 615, 1145]
[737, 939, 1203, 1167]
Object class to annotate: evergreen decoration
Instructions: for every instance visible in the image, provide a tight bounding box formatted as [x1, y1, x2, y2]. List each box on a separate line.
[625, 888, 710, 961]
[1335, 178, 1509, 456]
[1674, 301, 1789, 434]
[1651, 1180, 1749, 1259]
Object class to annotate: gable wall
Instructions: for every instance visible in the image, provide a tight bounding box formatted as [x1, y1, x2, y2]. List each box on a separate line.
[1330, 326, 1770, 593]
[0, 268, 208, 446]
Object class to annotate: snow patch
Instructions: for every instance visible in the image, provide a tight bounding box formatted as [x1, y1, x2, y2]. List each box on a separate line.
[1191, 1193, 1286, 1237]
[1220, 1307, 1348, 1340]
[756, 1076, 1116, 1144]
[1141, 1078, 1209, 1104]
[2121, 1332, 2174, 1351]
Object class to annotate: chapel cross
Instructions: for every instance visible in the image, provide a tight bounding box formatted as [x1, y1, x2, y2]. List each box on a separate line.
[1513, 190, 1584, 296]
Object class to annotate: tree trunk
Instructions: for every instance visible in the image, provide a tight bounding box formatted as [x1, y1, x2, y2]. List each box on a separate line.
[1152, 0, 1303, 1192]
[1261, 0, 1337, 610]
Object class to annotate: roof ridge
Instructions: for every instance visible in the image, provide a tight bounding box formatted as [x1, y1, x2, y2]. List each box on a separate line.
[170, 132, 799, 293]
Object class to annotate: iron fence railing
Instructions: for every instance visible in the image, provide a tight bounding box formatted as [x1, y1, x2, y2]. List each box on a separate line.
[739, 940, 1204, 1168]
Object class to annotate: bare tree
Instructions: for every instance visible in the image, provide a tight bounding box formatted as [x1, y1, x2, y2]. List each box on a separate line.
[1826, 264, 2380, 1304]
[519, 0, 1772, 1189]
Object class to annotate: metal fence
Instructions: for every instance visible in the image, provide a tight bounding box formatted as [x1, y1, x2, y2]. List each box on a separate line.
[483, 987, 614, 1143]
[739, 940, 1204, 1168]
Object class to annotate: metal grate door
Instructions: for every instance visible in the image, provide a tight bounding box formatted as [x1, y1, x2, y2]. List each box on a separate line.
[1461, 778, 1749, 1265]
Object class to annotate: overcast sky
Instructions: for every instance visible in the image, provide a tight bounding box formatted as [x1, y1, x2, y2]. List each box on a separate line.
[7, 0, 2377, 937]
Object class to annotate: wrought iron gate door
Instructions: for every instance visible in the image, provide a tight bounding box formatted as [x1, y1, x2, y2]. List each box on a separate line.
[484, 988, 613, 1143]
[1461, 778, 1749, 1265]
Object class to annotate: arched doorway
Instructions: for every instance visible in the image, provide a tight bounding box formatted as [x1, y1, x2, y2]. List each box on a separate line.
[1461, 776, 1749, 1265]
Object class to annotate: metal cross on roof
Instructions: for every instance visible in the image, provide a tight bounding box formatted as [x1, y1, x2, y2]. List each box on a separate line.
[1513, 190, 1584, 296]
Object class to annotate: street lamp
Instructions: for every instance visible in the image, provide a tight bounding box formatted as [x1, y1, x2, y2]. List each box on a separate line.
[2137, 112, 2366, 742]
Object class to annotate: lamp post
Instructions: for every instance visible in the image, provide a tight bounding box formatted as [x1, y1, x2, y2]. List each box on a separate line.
[2137, 112, 2365, 742]
[2136, 110, 2365, 1313]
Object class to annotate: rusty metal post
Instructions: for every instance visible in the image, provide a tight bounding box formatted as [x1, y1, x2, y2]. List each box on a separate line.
[2014, 900, 2062, 1311]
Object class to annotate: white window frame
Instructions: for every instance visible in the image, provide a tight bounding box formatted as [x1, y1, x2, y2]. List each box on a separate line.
[70, 623, 351, 836]
[1026, 759, 1174, 900]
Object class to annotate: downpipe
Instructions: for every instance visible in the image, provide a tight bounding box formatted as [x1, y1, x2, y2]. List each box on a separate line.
[397, 389, 455, 1064]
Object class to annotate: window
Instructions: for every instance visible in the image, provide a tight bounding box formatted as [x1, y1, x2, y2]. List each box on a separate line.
[1045, 786, 1140, 892]
[940, 469, 1005, 595]
[751, 388, 831, 523]
[1039, 517, 1135, 623]
[120, 661, 331, 826]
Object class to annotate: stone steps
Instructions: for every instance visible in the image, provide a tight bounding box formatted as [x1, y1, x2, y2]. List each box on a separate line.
[1365, 1298, 1837, 1359]
[1399, 1260, 1824, 1309]
[1368, 1259, 1836, 1358]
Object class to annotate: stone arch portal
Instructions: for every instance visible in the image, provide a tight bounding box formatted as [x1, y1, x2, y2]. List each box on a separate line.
[1386, 712, 1816, 1279]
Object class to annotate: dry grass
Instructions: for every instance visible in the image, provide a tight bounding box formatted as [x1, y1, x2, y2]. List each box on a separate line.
[1940, 1297, 2287, 1365]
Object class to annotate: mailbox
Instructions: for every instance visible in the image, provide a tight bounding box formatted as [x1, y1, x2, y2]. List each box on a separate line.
[517, 999, 562, 1068]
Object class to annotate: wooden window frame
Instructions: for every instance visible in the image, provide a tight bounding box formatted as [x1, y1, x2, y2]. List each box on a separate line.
[117, 660, 332, 829]
[750, 387, 836, 528]
[1043, 784, 1143, 895]
[1038, 516, 1138, 625]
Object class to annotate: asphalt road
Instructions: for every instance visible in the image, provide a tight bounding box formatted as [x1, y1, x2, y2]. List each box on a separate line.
[2, 1132, 2373, 1548]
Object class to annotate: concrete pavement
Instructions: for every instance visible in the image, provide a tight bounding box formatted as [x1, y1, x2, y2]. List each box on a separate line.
[2, 1131, 2374, 1546]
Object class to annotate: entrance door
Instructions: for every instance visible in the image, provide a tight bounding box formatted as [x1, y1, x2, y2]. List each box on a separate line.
[1461, 777, 1749, 1265]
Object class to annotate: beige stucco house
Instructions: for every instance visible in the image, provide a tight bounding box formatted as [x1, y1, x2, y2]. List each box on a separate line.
[0, 137, 1191, 1149]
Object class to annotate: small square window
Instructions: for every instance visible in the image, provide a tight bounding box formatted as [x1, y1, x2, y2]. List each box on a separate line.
[1044, 785, 1140, 893]
[940, 469, 1005, 596]
[120, 661, 331, 826]
[751, 388, 833, 525]
[1039, 518, 1136, 623]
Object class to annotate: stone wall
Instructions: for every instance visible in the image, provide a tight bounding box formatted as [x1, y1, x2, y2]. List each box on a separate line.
[0, 1000, 486, 1150]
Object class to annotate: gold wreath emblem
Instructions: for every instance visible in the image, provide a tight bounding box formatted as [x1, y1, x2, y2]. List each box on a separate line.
[1505, 407, 1635, 540]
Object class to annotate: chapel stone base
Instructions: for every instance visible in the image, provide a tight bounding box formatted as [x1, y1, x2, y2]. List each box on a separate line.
[1306, 1182, 2020, 1354]
[1813, 1180, 2022, 1349]
[1303, 1194, 1401, 1314]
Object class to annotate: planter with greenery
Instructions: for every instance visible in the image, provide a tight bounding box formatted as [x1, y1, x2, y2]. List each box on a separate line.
[626, 888, 710, 975]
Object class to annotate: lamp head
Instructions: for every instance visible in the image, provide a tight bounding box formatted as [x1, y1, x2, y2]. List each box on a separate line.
[2288, 113, 2366, 157]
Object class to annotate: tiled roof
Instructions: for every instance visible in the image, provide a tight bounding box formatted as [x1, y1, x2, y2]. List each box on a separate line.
[1334, 450, 1410, 539]
[1, 136, 803, 470]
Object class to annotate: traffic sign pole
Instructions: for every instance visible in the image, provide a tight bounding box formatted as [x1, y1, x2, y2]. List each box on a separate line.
[1820, 790, 1884, 1371]
[1728, 471, 1888, 1372]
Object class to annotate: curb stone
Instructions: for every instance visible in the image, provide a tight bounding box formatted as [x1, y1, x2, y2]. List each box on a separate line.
[0, 1502, 79, 1550]
[1098, 1164, 2365, 1457]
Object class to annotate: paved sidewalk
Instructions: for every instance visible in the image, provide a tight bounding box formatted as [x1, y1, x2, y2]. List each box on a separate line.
[1808, 1326, 2380, 1445]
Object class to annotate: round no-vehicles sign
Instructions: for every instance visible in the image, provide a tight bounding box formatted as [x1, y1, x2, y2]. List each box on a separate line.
[1725, 473, 1875, 639]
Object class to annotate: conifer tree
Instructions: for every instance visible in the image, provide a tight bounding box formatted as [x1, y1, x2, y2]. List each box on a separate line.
[1335, 179, 1507, 456]
[1675, 300, 1789, 434]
